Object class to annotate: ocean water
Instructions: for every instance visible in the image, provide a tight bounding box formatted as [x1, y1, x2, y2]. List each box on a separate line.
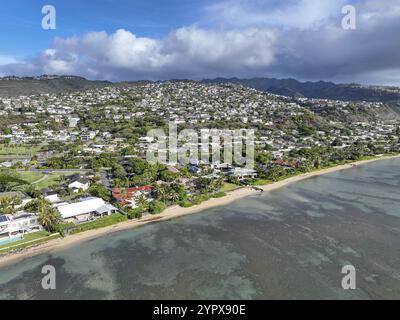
[0, 159, 400, 300]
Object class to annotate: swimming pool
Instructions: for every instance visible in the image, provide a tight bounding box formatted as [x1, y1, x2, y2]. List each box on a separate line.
[0, 235, 24, 246]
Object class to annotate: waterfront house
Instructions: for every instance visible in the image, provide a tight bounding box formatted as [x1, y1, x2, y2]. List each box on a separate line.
[112, 186, 154, 208]
[57, 197, 118, 223]
[0, 212, 42, 244]
[227, 167, 258, 180]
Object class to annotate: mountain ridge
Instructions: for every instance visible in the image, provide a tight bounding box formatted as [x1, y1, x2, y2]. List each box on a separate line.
[0, 75, 111, 97]
[201, 77, 400, 102]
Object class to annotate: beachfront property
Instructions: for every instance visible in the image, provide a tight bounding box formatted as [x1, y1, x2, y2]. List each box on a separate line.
[56, 197, 118, 224]
[112, 186, 154, 208]
[227, 168, 258, 181]
[0, 212, 42, 244]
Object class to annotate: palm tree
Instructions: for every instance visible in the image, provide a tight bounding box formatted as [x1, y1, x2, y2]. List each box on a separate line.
[154, 185, 167, 202]
[136, 194, 148, 208]
[0, 196, 21, 215]
[168, 190, 180, 204]
[37, 197, 61, 232]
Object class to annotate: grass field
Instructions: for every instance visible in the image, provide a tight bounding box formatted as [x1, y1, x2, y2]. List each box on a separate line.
[17, 171, 44, 183]
[34, 174, 61, 189]
[250, 179, 273, 186]
[17, 171, 81, 189]
[70, 214, 128, 235]
[0, 145, 42, 155]
[220, 183, 241, 192]
[0, 231, 60, 254]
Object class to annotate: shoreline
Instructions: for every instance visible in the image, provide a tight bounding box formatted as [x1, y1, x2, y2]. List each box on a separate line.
[0, 155, 399, 268]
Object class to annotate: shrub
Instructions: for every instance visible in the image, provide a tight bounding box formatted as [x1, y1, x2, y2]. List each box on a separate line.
[179, 200, 194, 208]
[149, 201, 167, 214]
[212, 192, 227, 198]
[191, 194, 210, 205]
[126, 207, 146, 219]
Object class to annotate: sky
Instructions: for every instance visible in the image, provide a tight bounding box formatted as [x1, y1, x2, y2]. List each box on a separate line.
[1, 0, 400, 85]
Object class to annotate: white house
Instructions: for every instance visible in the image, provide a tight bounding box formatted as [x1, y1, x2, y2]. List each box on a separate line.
[68, 177, 90, 193]
[43, 191, 61, 203]
[0, 213, 42, 244]
[228, 167, 258, 180]
[57, 197, 118, 223]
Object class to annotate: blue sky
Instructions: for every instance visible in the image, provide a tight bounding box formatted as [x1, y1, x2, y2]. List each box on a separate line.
[0, 0, 208, 57]
[1, 0, 399, 85]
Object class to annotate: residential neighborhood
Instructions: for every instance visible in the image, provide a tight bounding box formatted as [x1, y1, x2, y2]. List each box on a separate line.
[2, 0, 400, 301]
[0, 80, 399, 251]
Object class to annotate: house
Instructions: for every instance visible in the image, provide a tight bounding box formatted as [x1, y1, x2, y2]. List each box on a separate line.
[112, 186, 153, 208]
[81, 131, 97, 141]
[139, 136, 155, 143]
[227, 168, 258, 180]
[42, 190, 61, 203]
[57, 197, 118, 223]
[0, 213, 42, 244]
[273, 159, 302, 169]
[68, 176, 90, 193]
[0, 215, 11, 242]
[0, 161, 13, 168]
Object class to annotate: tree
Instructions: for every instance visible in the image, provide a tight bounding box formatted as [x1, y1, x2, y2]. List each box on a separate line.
[0, 196, 22, 215]
[158, 170, 180, 182]
[25, 185, 41, 199]
[332, 138, 343, 147]
[37, 197, 62, 232]
[165, 189, 180, 203]
[2, 128, 12, 135]
[136, 195, 149, 208]
[149, 201, 166, 215]
[210, 178, 224, 191]
[89, 184, 111, 202]
[130, 175, 152, 187]
[113, 164, 127, 180]
[197, 177, 212, 192]
[227, 176, 240, 185]
[267, 166, 285, 181]
[127, 158, 148, 175]
[154, 184, 167, 202]
[0, 171, 28, 192]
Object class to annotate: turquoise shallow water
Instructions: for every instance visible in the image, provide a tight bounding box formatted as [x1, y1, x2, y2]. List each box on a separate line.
[0, 158, 400, 300]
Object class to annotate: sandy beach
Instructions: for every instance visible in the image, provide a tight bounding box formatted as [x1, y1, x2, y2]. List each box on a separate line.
[0, 155, 399, 268]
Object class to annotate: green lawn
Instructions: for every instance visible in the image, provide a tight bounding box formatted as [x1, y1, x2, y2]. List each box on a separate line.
[220, 183, 241, 192]
[70, 214, 128, 235]
[17, 171, 44, 184]
[0, 231, 60, 253]
[0, 145, 42, 155]
[34, 173, 62, 189]
[250, 179, 273, 186]
[17, 171, 81, 189]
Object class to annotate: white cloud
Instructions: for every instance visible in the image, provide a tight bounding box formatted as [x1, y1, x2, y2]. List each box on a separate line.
[0, 27, 277, 80]
[1, 0, 400, 84]
[206, 0, 347, 30]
